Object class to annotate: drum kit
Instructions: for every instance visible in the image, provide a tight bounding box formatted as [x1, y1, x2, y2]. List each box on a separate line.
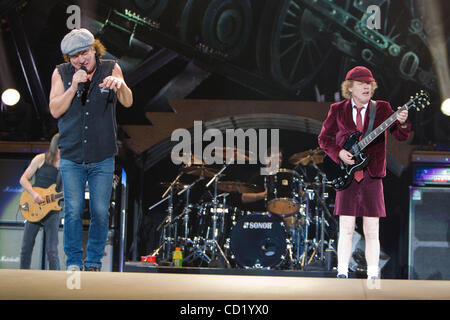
[148, 147, 338, 270]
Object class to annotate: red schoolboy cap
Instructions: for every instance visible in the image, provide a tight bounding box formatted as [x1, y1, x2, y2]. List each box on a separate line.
[345, 66, 375, 82]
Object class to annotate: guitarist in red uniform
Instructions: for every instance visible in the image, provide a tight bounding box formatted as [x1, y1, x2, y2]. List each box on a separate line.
[19, 133, 62, 270]
[318, 66, 410, 279]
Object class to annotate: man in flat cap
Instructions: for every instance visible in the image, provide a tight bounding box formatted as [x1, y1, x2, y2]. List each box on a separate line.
[49, 28, 133, 271]
[318, 66, 410, 279]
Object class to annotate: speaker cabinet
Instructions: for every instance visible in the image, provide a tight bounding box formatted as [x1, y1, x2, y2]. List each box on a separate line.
[409, 187, 450, 280]
[0, 225, 43, 269]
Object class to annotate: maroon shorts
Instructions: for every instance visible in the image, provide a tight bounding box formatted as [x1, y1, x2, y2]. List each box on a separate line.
[334, 170, 386, 217]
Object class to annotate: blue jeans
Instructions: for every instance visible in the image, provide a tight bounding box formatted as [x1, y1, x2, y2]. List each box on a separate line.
[20, 211, 61, 270]
[60, 157, 114, 270]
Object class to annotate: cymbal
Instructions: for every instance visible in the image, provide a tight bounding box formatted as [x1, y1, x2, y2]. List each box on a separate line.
[217, 181, 263, 193]
[180, 165, 220, 177]
[211, 147, 251, 162]
[289, 147, 325, 166]
[171, 153, 205, 165]
[159, 181, 187, 190]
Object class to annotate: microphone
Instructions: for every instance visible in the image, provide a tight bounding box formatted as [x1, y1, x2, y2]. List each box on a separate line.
[77, 66, 88, 98]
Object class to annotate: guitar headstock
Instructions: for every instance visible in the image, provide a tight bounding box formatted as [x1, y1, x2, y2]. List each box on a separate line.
[406, 90, 431, 112]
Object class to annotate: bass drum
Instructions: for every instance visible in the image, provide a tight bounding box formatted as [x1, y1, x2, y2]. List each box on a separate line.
[230, 213, 287, 269]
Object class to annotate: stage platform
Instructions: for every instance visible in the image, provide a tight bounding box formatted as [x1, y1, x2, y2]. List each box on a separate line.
[0, 267, 449, 300]
[123, 261, 340, 278]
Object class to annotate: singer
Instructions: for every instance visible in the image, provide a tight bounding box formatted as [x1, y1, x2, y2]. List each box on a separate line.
[49, 28, 133, 271]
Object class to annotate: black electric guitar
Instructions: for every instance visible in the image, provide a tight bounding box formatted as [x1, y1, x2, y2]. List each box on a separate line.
[323, 91, 430, 190]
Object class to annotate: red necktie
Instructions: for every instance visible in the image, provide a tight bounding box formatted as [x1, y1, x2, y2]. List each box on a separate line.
[354, 106, 364, 182]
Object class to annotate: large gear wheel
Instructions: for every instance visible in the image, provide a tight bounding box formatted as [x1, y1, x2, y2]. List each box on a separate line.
[256, 0, 334, 94]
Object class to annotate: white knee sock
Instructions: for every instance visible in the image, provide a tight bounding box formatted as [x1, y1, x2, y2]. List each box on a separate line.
[337, 264, 349, 277]
[337, 230, 353, 276]
[337, 216, 355, 277]
[367, 265, 379, 278]
[363, 217, 380, 278]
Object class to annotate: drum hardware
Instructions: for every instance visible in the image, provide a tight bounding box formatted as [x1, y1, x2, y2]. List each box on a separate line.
[307, 240, 322, 265]
[182, 238, 213, 266]
[148, 146, 338, 272]
[314, 167, 335, 262]
[217, 181, 263, 194]
[184, 146, 249, 266]
[300, 168, 337, 269]
[159, 181, 186, 191]
[286, 149, 337, 271]
[150, 171, 203, 263]
[199, 162, 233, 266]
[183, 228, 232, 268]
[153, 172, 183, 262]
[177, 177, 205, 247]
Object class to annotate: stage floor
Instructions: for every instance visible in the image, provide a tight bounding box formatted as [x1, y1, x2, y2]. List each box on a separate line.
[0, 268, 449, 300]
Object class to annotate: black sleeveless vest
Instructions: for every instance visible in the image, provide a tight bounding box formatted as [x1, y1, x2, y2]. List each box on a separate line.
[34, 163, 59, 189]
[56, 58, 118, 163]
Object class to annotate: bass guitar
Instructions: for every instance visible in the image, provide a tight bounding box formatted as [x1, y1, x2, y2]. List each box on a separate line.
[323, 90, 430, 190]
[19, 184, 63, 222]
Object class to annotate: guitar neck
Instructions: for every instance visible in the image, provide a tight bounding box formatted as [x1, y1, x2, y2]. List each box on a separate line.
[357, 105, 406, 151]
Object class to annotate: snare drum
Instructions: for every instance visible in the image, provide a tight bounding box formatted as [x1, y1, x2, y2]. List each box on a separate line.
[230, 213, 287, 268]
[266, 169, 302, 215]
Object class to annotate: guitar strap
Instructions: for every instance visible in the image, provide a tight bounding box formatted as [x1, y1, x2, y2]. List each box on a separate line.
[56, 170, 63, 192]
[362, 100, 376, 139]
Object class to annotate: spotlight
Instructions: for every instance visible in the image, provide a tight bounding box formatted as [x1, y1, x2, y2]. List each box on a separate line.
[442, 98, 450, 117]
[1, 88, 20, 106]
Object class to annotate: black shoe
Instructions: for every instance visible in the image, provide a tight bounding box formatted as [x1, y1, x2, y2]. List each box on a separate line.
[83, 265, 101, 272]
[337, 274, 348, 278]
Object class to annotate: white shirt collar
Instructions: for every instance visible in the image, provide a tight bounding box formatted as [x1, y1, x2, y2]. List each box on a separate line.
[351, 98, 370, 109]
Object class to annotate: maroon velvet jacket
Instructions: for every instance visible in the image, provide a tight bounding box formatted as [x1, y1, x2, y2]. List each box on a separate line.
[318, 99, 411, 178]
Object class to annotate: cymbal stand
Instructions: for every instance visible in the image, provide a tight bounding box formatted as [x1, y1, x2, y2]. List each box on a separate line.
[303, 178, 325, 265]
[292, 165, 306, 268]
[302, 164, 337, 270]
[301, 189, 314, 267]
[314, 163, 326, 260]
[175, 177, 203, 246]
[151, 172, 183, 261]
[204, 164, 231, 267]
[313, 186, 337, 258]
[219, 193, 229, 242]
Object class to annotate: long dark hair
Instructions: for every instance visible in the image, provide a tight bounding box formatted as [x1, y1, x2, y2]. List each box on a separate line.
[45, 133, 59, 165]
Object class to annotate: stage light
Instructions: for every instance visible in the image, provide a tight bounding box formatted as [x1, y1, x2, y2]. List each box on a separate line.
[441, 98, 450, 117]
[1, 88, 20, 106]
